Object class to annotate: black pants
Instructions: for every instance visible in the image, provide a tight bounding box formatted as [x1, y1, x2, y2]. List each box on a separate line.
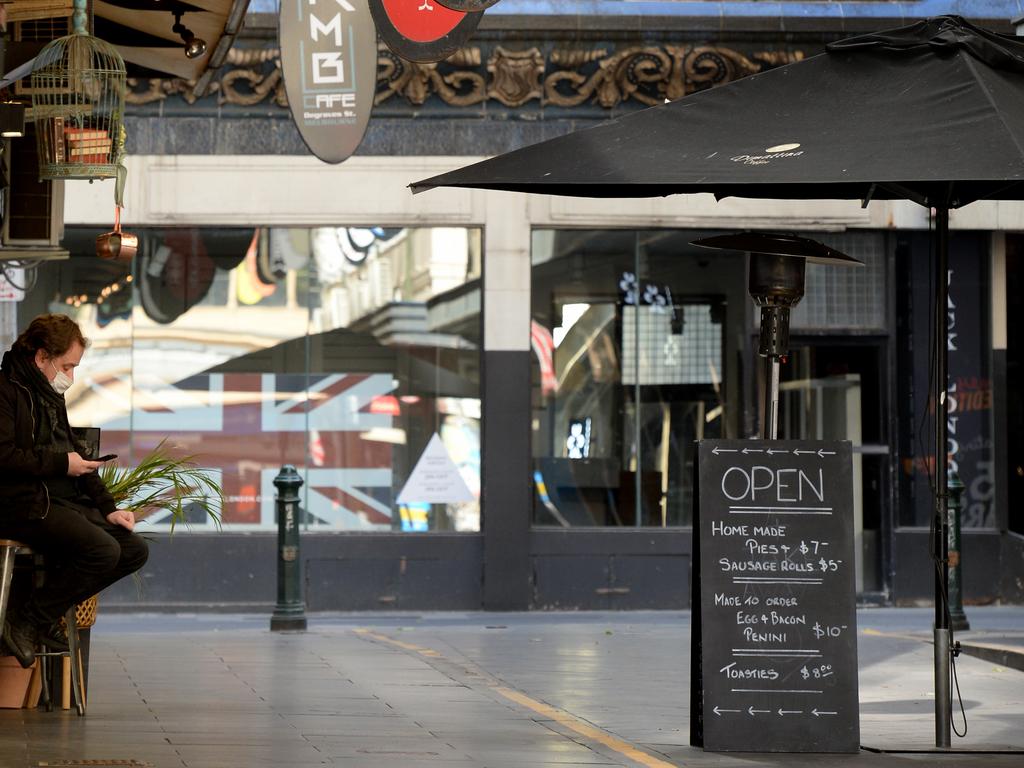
[1, 501, 148, 625]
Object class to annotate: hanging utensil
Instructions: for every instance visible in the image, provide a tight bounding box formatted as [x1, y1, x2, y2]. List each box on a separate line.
[95, 205, 138, 261]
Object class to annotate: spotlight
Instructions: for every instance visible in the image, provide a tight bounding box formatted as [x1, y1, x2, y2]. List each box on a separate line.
[172, 11, 207, 59]
[0, 102, 25, 138]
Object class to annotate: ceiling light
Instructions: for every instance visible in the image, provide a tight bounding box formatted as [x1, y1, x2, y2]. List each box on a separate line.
[172, 11, 207, 60]
[0, 102, 26, 138]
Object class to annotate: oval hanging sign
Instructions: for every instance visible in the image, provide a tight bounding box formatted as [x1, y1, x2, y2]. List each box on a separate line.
[434, 0, 501, 10]
[369, 0, 483, 63]
[279, 0, 377, 164]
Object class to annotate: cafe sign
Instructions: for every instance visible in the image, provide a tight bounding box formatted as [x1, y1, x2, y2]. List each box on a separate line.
[369, 0, 483, 63]
[279, 0, 377, 164]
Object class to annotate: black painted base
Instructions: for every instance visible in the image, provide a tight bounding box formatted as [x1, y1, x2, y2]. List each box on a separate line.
[270, 608, 308, 632]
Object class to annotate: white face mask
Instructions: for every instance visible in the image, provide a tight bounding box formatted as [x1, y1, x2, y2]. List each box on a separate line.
[49, 360, 73, 395]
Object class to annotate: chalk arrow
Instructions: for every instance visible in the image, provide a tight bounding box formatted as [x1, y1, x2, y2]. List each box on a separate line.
[778, 709, 802, 716]
[713, 707, 741, 716]
[712, 447, 738, 455]
[812, 709, 838, 717]
[766, 449, 789, 455]
[793, 449, 814, 455]
[817, 449, 836, 457]
[742, 448, 764, 454]
[748, 706, 770, 716]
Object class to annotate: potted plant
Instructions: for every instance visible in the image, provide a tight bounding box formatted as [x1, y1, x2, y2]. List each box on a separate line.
[51, 442, 223, 709]
[99, 439, 224, 531]
[79, 441, 223, 621]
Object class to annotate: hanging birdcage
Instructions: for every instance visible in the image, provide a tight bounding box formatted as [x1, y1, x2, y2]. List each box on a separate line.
[30, 31, 126, 181]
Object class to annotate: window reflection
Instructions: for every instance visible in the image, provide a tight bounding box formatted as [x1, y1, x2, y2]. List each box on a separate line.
[531, 229, 742, 528]
[24, 225, 482, 533]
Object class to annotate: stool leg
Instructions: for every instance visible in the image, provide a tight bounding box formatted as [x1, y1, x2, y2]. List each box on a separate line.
[25, 659, 42, 708]
[0, 545, 15, 631]
[39, 655, 52, 711]
[66, 609, 84, 716]
[61, 657, 70, 709]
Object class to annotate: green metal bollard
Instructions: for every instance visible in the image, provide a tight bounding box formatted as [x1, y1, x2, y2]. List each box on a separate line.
[270, 465, 307, 631]
[946, 471, 970, 632]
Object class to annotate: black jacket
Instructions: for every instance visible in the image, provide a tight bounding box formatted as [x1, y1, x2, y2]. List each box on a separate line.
[0, 351, 115, 521]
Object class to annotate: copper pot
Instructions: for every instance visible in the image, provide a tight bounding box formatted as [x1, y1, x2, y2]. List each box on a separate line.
[96, 207, 138, 261]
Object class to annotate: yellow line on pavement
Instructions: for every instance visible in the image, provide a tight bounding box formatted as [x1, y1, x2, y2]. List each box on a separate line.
[494, 686, 678, 768]
[354, 628, 679, 767]
[354, 628, 441, 656]
[863, 627, 931, 643]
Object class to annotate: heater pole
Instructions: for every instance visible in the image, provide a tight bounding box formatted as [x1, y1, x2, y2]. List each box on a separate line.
[761, 332, 781, 440]
[754, 295, 796, 441]
[693, 234, 860, 443]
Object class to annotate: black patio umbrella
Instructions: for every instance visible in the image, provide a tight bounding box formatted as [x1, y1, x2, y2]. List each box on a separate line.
[413, 16, 1024, 202]
[413, 14, 1024, 747]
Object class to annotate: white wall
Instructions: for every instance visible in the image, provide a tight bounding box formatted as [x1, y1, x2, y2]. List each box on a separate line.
[64, 154, 1024, 352]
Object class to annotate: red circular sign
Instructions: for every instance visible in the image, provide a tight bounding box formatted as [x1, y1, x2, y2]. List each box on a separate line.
[381, 0, 465, 43]
[371, 0, 483, 62]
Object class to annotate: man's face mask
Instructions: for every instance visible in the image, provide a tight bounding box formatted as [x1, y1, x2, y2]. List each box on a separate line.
[49, 360, 73, 395]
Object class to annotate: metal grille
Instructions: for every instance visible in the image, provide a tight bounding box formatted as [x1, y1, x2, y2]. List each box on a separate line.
[14, 13, 73, 42]
[790, 232, 887, 331]
[623, 303, 721, 385]
[3, 123, 62, 245]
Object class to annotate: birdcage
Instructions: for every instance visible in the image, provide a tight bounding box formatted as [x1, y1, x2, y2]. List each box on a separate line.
[30, 31, 126, 181]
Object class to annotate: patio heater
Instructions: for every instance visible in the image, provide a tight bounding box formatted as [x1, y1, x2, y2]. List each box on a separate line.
[692, 232, 862, 439]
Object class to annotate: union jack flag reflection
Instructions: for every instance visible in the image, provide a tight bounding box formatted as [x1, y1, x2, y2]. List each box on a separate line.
[77, 372, 482, 531]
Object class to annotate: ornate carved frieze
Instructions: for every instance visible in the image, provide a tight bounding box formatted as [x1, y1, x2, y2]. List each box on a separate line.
[377, 46, 486, 107]
[487, 46, 545, 107]
[546, 45, 803, 107]
[126, 42, 804, 111]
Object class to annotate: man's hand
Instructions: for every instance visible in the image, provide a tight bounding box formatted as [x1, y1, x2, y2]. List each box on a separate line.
[106, 509, 135, 531]
[67, 451, 103, 477]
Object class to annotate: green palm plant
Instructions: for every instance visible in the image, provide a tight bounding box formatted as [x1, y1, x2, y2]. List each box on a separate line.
[98, 440, 223, 532]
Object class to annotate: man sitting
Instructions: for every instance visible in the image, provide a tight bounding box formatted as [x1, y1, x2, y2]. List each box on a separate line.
[0, 314, 147, 667]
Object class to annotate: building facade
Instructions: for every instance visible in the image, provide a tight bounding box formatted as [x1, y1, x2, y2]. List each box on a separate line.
[4, 1, 1022, 610]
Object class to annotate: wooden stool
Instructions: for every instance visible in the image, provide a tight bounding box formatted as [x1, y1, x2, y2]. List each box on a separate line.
[0, 539, 86, 715]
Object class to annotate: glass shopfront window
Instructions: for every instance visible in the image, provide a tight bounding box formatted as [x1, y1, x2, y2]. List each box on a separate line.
[4, 225, 481, 533]
[530, 229, 748, 527]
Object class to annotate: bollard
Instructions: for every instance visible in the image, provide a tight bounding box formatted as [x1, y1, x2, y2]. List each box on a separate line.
[270, 465, 307, 631]
[946, 471, 970, 632]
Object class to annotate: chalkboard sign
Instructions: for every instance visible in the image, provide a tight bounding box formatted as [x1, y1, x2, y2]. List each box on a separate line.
[691, 439, 859, 753]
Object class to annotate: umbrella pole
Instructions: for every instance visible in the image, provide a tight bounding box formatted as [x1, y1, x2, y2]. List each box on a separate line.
[934, 206, 951, 748]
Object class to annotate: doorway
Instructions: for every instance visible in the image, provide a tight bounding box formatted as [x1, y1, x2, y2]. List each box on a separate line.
[776, 342, 888, 594]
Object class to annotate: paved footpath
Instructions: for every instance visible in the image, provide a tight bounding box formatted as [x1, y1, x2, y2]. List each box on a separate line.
[1, 607, 1023, 767]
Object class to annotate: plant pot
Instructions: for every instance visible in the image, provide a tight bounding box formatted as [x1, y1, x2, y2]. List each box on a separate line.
[0, 656, 37, 708]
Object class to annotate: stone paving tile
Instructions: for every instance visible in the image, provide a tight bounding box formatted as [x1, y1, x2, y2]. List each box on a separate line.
[324, 761, 476, 768]
[3, 609, 1024, 768]
[170, 744, 329, 764]
[295, 721, 429, 737]
[161, 731, 309, 746]
[181, 761, 330, 768]
[311, 740, 466, 759]
[456, 750, 621, 765]
[26, 745, 189, 768]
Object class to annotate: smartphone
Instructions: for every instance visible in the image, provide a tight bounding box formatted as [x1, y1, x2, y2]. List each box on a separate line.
[96, 454, 118, 462]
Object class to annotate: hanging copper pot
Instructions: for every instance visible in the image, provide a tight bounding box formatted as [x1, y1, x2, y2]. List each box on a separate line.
[96, 206, 137, 261]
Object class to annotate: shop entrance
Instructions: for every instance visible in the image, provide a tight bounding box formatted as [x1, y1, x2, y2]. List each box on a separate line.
[777, 342, 888, 594]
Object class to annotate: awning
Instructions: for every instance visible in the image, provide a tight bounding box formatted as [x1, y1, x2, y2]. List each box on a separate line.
[2, 0, 250, 97]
